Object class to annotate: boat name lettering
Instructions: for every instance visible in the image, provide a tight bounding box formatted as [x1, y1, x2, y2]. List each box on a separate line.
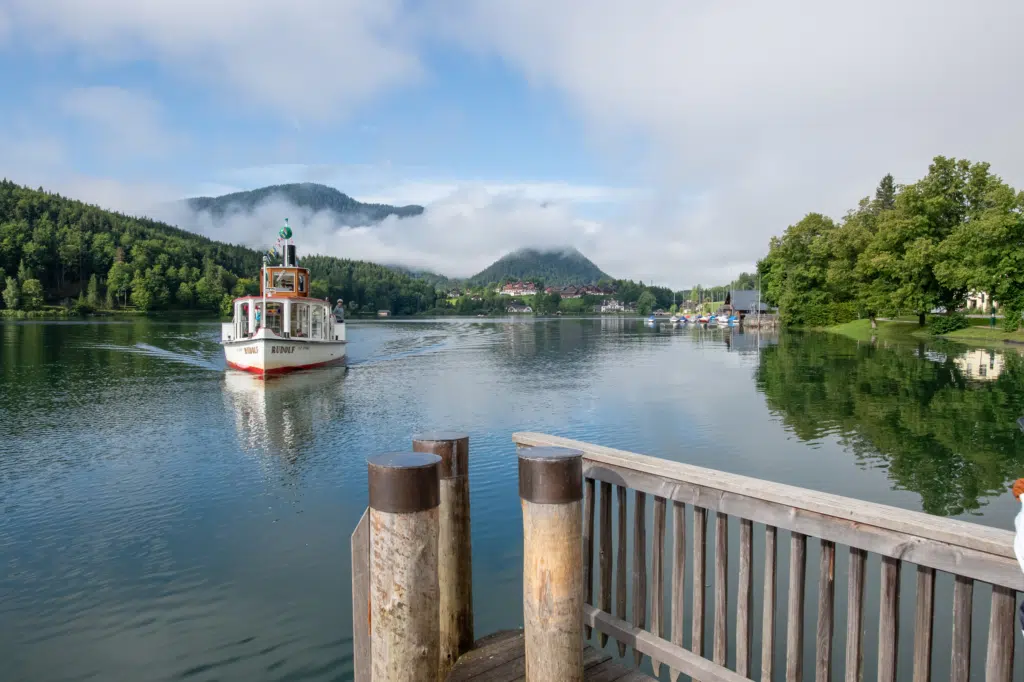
[243, 346, 259, 355]
[271, 345, 296, 354]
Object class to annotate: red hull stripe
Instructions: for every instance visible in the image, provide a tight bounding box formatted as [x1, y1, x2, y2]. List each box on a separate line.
[226, 356, 347, 376]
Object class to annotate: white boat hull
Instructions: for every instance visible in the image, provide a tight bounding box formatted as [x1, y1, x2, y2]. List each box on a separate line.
[223, 334, 346, 375]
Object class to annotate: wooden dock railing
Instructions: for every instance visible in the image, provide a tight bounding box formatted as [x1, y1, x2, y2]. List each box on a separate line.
[512, 432, 1023, 682]
[351, 431, 1022, 681]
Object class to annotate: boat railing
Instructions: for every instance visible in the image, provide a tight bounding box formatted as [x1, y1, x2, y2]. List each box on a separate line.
[512, 432, 1021, 682]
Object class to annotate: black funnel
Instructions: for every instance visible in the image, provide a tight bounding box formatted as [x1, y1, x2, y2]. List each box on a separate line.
[284, 244, 297, 267]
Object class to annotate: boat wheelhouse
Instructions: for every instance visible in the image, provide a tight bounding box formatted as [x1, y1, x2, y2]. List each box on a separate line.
[221, 222, 346, 376]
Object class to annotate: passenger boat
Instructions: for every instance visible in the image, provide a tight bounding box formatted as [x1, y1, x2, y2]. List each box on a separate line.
[221, 222, 346, 376]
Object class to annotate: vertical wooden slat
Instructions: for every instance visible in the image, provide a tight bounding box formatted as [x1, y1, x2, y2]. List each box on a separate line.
[615, 485, 628, 658]
[761, 526, 778, 682]
[815, 540, 835, 682]
[737, 518, 753, 678]
[714, 512, 728, 666]
[844, 548, 866, 682]
[985, 585, 1016, 682]
[598, 481, 612, 648]
[650, 496, 666, 677]
[877, 556, 901, 682]
[583, 477, 595, 640]
[351, 509, 370, 682]
[632, 490, 648, 667]
[786, 532, 807, 682]
[912, 566, 934, 682]
[670, 501, 686, 682]
[950, 575, 973, 682]
[692, 506, 708, 659]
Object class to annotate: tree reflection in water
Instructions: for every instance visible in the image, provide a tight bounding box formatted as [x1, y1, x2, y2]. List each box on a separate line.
[755, 332, 1024, 516]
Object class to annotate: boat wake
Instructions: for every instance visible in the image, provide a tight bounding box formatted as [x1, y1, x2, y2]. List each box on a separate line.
[87, 342, 223, 371]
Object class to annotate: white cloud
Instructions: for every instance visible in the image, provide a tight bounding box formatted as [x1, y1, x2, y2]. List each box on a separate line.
[3, 0, 422, 121]
[8, 1, 1024, 286]
[150, 181, 743, 285]
[61, 86, 184, 159]
[434, 0, 1024, 280]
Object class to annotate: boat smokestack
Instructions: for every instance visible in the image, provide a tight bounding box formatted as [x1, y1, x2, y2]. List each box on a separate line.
[284, 244, 297, 267]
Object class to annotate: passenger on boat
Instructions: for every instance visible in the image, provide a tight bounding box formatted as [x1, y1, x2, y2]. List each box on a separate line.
[334, 299, 345, 323]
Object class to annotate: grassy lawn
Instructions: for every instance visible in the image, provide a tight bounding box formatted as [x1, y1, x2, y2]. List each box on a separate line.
[824, 317, 1024, 347]
[941, 326, 1024, 345]
[825, 318, 926, 342]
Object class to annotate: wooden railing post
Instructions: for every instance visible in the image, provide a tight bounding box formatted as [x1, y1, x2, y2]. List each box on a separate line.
[518, 446, 584, 682]
[368, 452, 442, 682]
[413, 432, 473, 680]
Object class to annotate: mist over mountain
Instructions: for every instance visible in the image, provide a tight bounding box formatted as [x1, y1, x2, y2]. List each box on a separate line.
[185, 182, 423, 225]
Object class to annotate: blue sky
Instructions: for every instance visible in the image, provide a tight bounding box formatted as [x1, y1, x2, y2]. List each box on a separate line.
[0, 0, 1021, 284]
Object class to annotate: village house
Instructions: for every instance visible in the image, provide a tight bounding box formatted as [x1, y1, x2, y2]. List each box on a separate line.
[719, 290, 769, 318]
[498, 281, 538, 296]
[965, 291, 998, 312]
[599, 299, 627, 313]
[542, 284, 614, 299]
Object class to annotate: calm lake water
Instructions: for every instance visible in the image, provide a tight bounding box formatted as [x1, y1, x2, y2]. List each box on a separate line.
[2, 318, 1023, 681]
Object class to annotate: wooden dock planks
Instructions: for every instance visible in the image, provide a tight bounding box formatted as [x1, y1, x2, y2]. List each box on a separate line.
[445, 630, 655, 681]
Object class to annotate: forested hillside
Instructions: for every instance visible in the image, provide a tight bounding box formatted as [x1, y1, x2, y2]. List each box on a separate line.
[0, 181, 437, 316]
[467, 247, 609, 286]
[187, 182, 424, 224]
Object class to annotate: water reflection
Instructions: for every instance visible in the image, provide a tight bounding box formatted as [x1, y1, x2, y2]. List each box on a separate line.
[756, 332, 1024, 515]
[222, 368, 349, 464]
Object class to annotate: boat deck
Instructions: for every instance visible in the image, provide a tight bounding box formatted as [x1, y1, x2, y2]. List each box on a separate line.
[446, 630, 655, 681]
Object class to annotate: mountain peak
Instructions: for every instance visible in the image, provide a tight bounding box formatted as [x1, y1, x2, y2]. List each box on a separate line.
[468, 246, 609, 286]
[185, 183, 424, 225]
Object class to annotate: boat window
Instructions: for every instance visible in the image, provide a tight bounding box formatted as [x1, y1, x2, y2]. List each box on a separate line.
[311, 304, 323, 340]
[274, 270, 295, 292]
[237, 301, 251, 338]
[265, 302, 283, 335]
[298, 274, 306, 294]
[291, 302, 310, 338]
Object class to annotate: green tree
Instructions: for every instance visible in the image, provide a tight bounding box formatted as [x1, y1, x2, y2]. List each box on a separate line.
[107, 261, 132, 307]
[21, 279, 43, 310]
[86, 273, 101, 307]
[3, 276, 19, 309]
[874, 173, 896, 211]
[637, 290, 656, 316]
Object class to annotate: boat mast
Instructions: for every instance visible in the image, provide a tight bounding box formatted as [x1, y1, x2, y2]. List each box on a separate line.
[261, 254, 267, 331]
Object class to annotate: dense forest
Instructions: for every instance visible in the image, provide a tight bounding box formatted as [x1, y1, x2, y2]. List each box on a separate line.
[187, 182, 424, 223]
[0, 181, 438, 316]
[466, 247, 610, 286]
[386, 265, 459, 291]
[757, 156, 1024, 329]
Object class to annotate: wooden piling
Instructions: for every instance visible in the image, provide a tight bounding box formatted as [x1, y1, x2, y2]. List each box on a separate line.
[367, 452, 442, 682]
[413, 432, 473, 680]
[518, 446, 584, 682]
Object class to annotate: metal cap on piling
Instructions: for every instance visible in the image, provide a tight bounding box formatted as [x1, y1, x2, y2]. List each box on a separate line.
[412, 432, 469, 479]
[368, 452, 442, 513]
[518, 446, 583, 504]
